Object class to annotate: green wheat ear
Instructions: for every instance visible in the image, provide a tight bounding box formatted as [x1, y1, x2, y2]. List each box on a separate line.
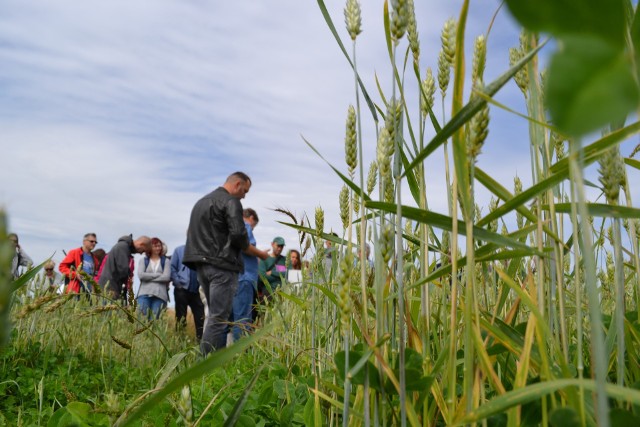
[339, 185, 349, 229]
[366, 161, 378, 195]
[598, 145, 624, 205]
[344, 105, 357, 178]
[441, 18, 456, 65]
[315, 206, 325, 237]
[390, 0, 409, 44]
[344, 0, 362, 40]
[421, 68, 436, 118]
[406, 0, 419, 66]
[437, 49, 450, 100]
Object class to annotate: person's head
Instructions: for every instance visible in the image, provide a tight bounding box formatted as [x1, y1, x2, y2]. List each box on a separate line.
[8, 233, 18, 248]
[147, 237, 164, 257]
[271, 236, 285, 256]
[243, 208, 259, 229]
[82, 233, 98, 251]
[288, 249, 301, 269]
[44, 260, 56, 275]
[134, 236, 152, 254]
[223, 171, 252, 199]
[92, 248, 106, 264]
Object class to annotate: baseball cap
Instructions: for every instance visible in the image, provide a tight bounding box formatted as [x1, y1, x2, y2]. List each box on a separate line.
[272, 236, 285, 246]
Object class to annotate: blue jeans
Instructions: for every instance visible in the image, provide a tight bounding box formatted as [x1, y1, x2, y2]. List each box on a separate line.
[231, 280, 256, 341]
[197, 264, 238, 355]
[137, 295, 166, 320]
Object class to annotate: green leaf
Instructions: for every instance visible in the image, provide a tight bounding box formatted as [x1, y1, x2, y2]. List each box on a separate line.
[334, 350, 381, 391]
[546, 35, 638, 136]
[503, 0, 626, 47]
[609, 408, 640, 427]
[542, 203, 640, 219]
[403, 40, 546, 176]
[366, 201, 541, 255]
[478, 121, 640, 228]
[224, 365, 265, 427]
[116, 325, 273, 426]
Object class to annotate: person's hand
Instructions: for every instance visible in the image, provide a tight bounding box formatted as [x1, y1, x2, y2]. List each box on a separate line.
[258, 250, 269, 260]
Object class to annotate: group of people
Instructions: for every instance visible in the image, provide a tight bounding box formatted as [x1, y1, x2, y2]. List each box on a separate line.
[8, 172, 303, 352]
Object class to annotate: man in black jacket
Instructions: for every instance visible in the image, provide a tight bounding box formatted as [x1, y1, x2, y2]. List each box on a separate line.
[98, 235, 150, 301]
[184, 172, 268, 355]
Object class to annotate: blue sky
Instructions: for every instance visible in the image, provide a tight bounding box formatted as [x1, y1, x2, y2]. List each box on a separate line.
[3, 1, 636, 288]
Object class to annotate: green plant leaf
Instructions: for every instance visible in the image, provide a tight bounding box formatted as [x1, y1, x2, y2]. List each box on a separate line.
[477, 121, 640, 228]
[542, 203, 640, 218]
[503, 0, 626, 47]
[224, 365, 265, 427]
[116, 325, 273, 426]
[366, 201, 541, 254]
[546, 35, 638, 136]
[403, 40, 546, 175]
[334, 350, 381, 390]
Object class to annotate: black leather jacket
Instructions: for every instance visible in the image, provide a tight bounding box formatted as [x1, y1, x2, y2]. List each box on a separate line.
[183, 187, 249, 272]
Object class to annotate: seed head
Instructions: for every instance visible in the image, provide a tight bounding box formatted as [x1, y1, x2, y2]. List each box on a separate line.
[344, 0, 362, 41]
[385, 99, 403, 146]
[552, 133, 566, 160]
[111, 335, 132, 350]
[472, 35, 486, 89]
[390, 0, 409, 44]
[509, 46, 529, 96]
[421, 68, 436, 118]
[367, 161, 378, 194]
[437, 49, 450, 99]
[406, 0, 419, 66]
[488, 197, 499, 233]
[598, 145, 624, 204]
[339, 185, 349, 229]
[315, 206, 325, 237]
[380, 224, 394, 263]
[468, 99, 489, 161]
[177, 385, 193, 423]
[345, 105, 357, 178]
[441, 231, 450, 265]
[377, 128, 393, 176]
[384, 178, 394, 203]
[441, 18, 456, 65]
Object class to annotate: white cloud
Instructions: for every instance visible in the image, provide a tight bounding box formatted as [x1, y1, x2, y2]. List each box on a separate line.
[4, 0, 631, 291]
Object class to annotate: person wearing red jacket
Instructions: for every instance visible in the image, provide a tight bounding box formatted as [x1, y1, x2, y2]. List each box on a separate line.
[59, 233, 100, 294]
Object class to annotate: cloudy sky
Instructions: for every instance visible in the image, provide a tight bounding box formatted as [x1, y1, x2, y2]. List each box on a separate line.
[2, 1, 637, 291]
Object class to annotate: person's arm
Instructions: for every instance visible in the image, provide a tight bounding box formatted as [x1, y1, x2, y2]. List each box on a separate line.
[137, 257, 160, 281]
[170, 250, 181, 283]
[59, 250, 76, 279]
[226, 199, 250, 251]
[156, 259, 172, 284]
[244, 245, 269, 260]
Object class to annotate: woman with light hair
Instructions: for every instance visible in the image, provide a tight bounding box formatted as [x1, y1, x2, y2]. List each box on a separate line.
[32, 260, 64, 296]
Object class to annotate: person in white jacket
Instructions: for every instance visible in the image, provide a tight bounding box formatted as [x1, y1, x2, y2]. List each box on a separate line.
[137, 237, 171, 319]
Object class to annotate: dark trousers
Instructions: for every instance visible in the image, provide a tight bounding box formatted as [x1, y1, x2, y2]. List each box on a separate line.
[197, 264, 238, 355]
[174, 287, 205, 341]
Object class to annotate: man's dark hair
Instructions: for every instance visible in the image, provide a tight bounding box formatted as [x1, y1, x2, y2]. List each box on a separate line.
[243, 208, 259, 222]
[226, 171, 251, 185]
[84, 233, 97, 239]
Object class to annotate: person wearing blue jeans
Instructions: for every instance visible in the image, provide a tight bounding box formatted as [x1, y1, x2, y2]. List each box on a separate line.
[183, 172, 268, 356]
[231, 208, 261, 341]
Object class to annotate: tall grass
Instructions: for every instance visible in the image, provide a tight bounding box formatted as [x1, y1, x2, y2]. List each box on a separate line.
[6, 1, 640, 425]
[278, 0, 640, 425]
